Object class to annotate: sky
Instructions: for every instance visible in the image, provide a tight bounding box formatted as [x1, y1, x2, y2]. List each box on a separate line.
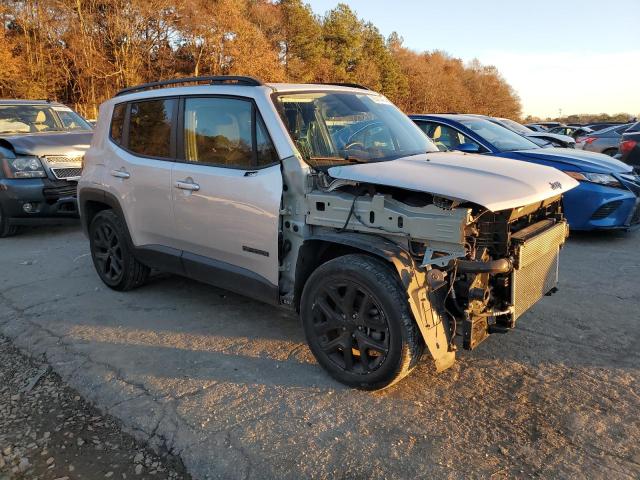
[307, 0, 640, 118]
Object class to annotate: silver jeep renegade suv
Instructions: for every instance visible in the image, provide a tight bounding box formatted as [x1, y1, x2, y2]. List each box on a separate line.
[79, 76, 578, 390]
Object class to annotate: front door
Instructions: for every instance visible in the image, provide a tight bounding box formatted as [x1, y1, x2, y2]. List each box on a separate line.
[171, 96, 282, 293]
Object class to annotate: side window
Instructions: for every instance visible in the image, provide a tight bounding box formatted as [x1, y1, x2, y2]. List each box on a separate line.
[430, 124, 479, 151]
[128, 99, 175, 158]
[183, 97, 278, 168]
[110, 103, 126, 145]
[30, 107, 58, 132]
[415, 121, 436, 137]
[256, 116, 279, 166]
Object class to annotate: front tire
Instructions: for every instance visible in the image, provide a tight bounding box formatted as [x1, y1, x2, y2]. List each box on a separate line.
[300, 254, 424, 390]
[89, 210, 149, 291]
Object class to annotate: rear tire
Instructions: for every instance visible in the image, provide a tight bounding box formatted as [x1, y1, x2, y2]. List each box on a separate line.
[300, 254, 424, 390]
[0, 206, 19, 238]
[89, 210, 149, 291]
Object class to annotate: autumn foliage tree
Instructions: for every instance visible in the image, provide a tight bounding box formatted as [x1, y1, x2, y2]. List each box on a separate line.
[1, 0, 522, 120]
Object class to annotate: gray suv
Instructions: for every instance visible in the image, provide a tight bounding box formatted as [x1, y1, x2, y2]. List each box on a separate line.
[0, 99, 92, 237]
[79, 76, 577, 389]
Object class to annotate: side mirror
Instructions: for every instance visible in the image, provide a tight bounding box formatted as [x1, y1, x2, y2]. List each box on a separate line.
[455, 143, 481, 153]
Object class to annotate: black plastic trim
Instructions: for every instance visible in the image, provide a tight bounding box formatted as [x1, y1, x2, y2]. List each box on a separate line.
[133, 244, 184, 276]
[115, 76, 264, 97]
[182, 251, 279, 305]
[78, 188, 125, 236]
[314, 82, 370, 90]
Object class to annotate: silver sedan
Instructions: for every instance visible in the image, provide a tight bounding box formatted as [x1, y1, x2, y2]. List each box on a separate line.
[576, 123, 631, 156]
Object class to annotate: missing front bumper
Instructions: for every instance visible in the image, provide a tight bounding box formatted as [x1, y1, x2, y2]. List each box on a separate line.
[462, 220, 568, 350]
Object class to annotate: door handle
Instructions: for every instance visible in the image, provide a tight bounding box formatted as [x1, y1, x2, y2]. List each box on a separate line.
[110, 169, 130, 179]
[174, 180, 200, 191]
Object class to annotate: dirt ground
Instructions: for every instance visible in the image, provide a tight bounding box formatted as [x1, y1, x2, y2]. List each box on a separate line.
[0, 224, 639, 479]
[0, 335, 190, 479]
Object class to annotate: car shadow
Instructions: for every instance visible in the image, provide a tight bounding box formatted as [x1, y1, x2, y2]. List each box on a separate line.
[22, 268, 636, 399]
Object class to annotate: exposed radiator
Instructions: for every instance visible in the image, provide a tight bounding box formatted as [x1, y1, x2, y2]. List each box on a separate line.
[511, 221, 568, 320]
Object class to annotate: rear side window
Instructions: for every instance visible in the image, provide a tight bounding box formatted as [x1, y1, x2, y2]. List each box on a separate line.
[110, 103, 126, 145]
[128, 99, 175, 158]
[182, 97, 278, 168]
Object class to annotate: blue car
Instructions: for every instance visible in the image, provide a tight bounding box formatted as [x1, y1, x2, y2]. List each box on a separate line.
[410, 114, 640, 230]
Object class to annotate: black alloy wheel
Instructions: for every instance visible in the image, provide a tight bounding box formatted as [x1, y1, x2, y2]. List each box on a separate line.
[312, 281, 390, 375]
[92, 221, 124, 284]
[89, 210, 149, 291]
[301, 254, 424, 390]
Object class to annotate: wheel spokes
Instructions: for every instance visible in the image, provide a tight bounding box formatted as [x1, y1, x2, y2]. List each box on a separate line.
[321, 331, 351, 354]
[93, 222, 123, 282]
[354, 330, 388, 355]
[312, 280, 390, 375]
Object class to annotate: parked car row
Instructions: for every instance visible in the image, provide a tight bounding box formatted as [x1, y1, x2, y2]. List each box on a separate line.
[489, 117, 576, 148]
[1, 89, 639, 239]
[619, 122, 640, 169]
[410, 114, 640, 230]
[576, 123, 633, 155]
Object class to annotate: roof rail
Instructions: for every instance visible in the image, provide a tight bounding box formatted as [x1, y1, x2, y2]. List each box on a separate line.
[115, 76, 264, 97]
[315, 82, 371, 91]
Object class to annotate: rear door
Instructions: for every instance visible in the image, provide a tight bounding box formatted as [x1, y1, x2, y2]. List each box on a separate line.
[107, 98, 178, 249]
[171, 96, 282, 297]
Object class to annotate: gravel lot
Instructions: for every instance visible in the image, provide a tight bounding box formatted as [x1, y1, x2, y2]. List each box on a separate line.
[1, 224, 639, 479]
[0, 335, 190, 479]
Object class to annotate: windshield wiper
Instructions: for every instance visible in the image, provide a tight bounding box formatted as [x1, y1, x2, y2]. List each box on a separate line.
[306, 156, 368, 165]
[343, 155, 368, 164]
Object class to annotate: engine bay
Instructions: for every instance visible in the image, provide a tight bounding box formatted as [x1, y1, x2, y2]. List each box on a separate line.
[304, 176, 567, 354]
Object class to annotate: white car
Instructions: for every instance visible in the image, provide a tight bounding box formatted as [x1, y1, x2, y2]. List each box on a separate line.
[492, 117, 576, 148]
[79, 76, 577, 390]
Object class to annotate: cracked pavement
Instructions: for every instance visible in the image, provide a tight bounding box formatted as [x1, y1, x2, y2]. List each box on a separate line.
[1, 224, 639, 479]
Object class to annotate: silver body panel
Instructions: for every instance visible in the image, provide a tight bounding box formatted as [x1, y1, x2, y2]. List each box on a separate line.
[171, 162, 282, 285]
[105, 147, 176, 248]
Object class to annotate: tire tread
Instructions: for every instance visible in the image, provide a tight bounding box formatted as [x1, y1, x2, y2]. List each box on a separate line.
[301, 253, 424, 390]
[90, 210, 149, 291]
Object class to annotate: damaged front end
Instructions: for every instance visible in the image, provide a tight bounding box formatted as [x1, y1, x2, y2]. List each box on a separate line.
[302, 174, 569, 372]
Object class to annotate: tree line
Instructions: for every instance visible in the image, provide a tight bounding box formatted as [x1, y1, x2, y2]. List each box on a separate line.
[1, 0, 523, 120]
[524, 113, 637, 125]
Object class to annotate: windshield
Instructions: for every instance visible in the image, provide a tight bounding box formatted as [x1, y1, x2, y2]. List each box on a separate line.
[273, 91, 437, 168]
[497, 118, 530, 135]
[0, 104, 92, 134]
[459, 118, 540, 152]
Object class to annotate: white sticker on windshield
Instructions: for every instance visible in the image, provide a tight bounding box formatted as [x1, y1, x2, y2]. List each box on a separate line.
[52, 106, 73, 112]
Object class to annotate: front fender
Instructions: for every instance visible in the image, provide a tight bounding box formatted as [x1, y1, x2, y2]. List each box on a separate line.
[304, 232, 456, 372]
